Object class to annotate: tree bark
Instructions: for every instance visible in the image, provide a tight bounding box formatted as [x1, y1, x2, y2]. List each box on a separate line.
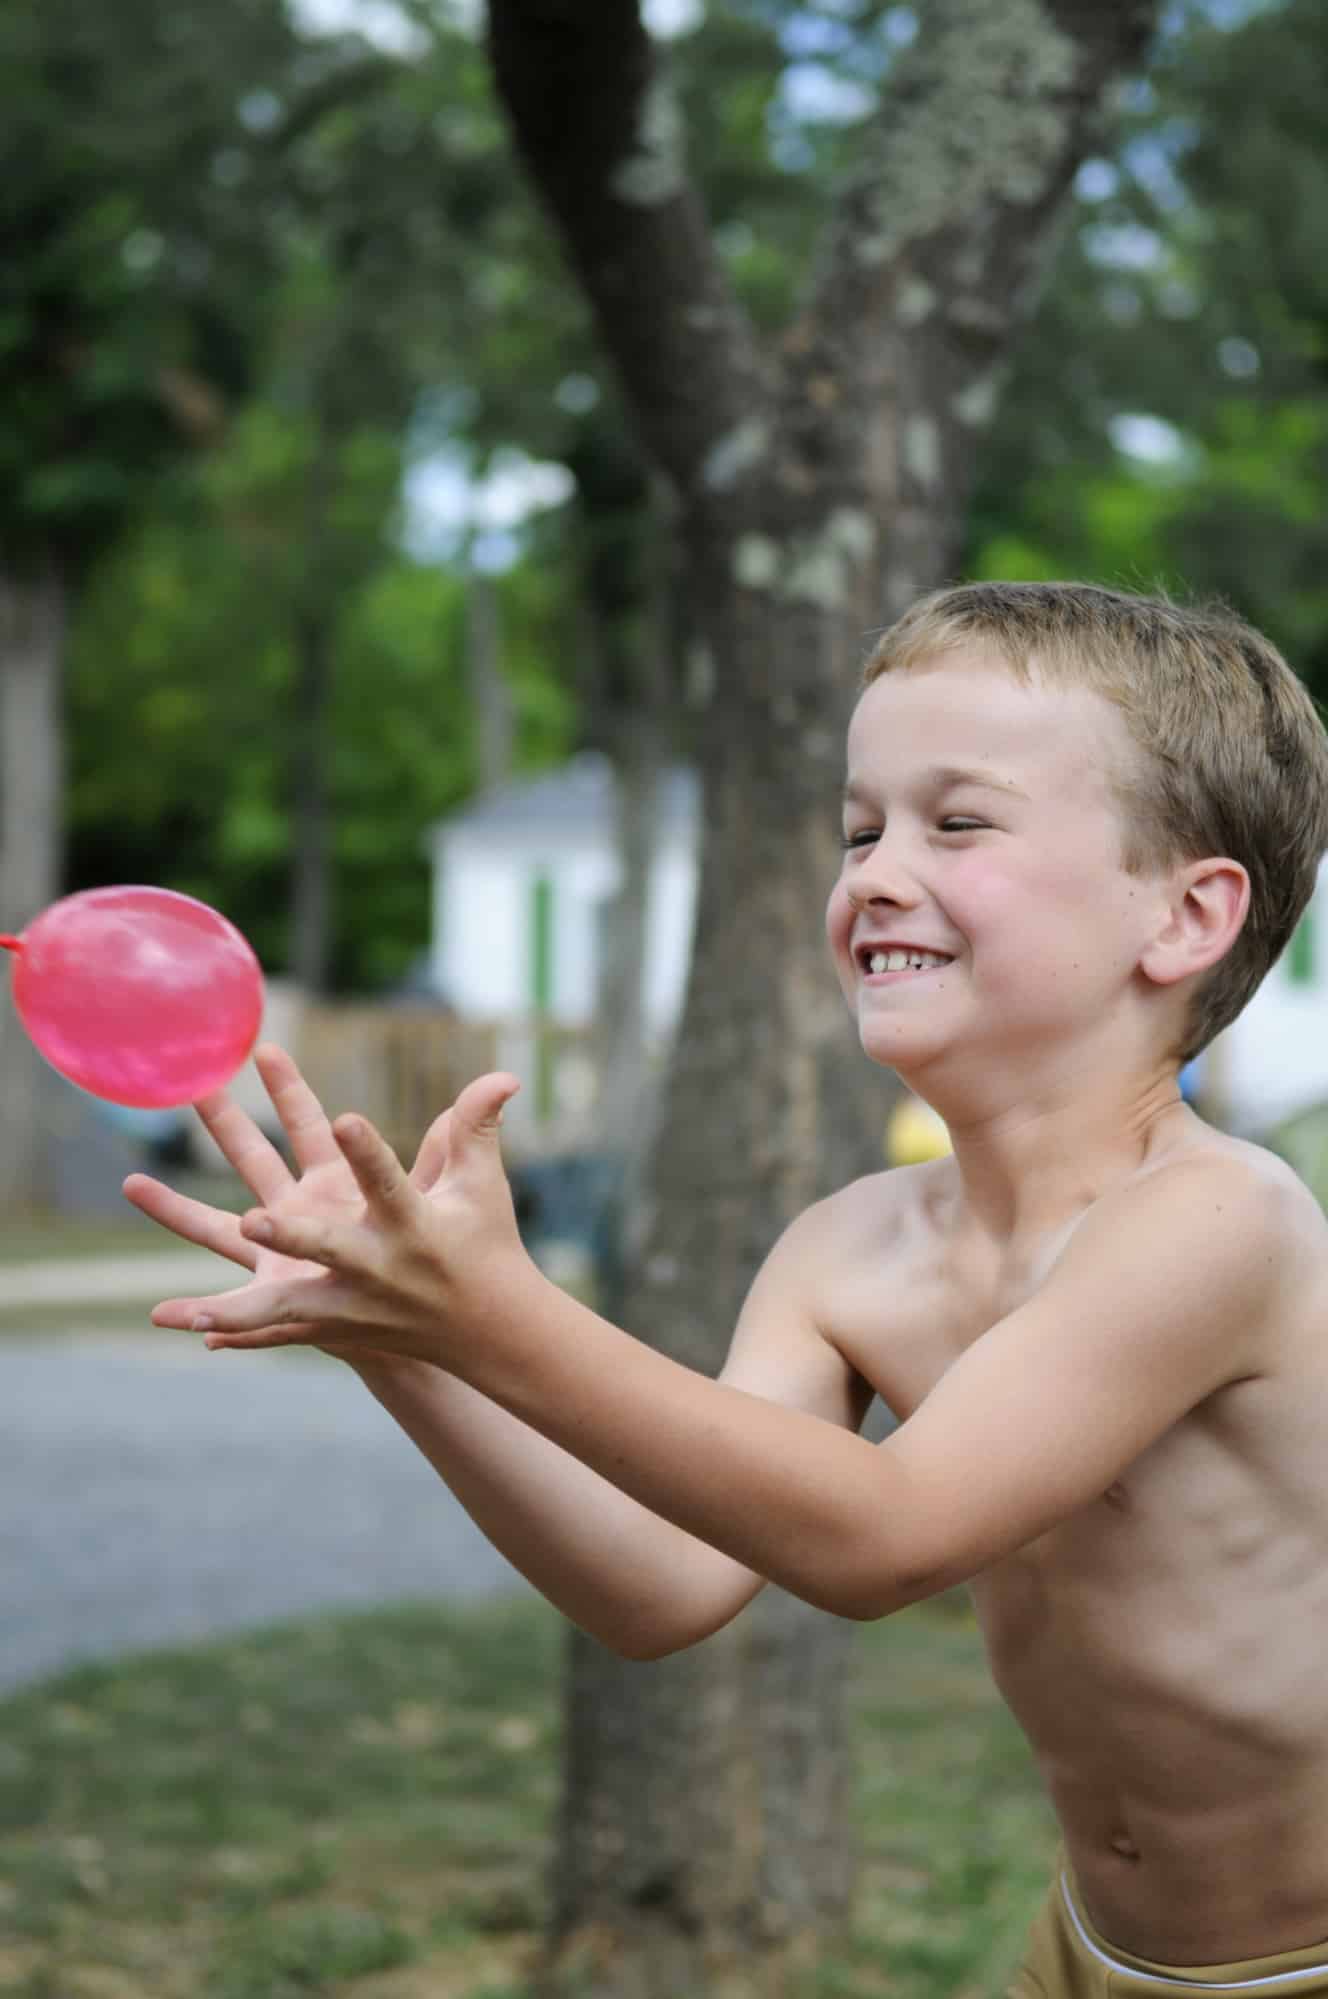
[289, 600, 334, 994]
[0, 556, 67, 1213]
[487, 3, 1160, 1991]
[567, 446, 677, 1180]
[465, 565, 514, 792]
[290, 432, 336, 996]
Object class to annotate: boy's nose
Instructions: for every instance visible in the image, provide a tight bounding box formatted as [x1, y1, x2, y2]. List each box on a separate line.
[846, 863, 920, 911]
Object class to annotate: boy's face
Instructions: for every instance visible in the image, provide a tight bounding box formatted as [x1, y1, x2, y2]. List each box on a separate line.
[825, 651, 1168, 1080]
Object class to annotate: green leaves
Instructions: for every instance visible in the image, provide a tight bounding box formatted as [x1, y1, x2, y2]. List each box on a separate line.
[0, 0, 295, 563]
[968, 0, 1328, 697]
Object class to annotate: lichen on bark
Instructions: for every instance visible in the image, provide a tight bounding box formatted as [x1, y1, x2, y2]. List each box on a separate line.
[610, 74, 686, 206]
[848, 0, 1079, 267]
[703, 419, 772, 493]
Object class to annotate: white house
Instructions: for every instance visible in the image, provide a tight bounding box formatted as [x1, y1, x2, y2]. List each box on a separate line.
[426, 760, 1328, 1142]
[1201, 856, 1328, 1136]
[426, 752, 700, 1035]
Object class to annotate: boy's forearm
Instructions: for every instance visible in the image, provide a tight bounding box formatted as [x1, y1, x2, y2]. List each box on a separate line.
[446, 1262, 912, 1622]
[346, 1352, 763, 1657]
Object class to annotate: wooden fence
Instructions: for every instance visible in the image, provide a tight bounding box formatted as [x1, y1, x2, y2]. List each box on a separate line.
[290, 1006, 610, 1164]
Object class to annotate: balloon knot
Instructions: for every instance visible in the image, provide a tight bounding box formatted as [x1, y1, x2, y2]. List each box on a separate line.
[0, 935, 21, 953]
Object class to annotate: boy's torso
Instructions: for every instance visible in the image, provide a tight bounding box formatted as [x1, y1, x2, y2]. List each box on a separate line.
[814, 1122, 1328, 1967]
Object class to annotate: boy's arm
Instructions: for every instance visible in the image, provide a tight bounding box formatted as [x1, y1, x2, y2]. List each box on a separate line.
[130, 1049, 865, 1658]
[152, 1087, 1297, 1621]
[347, 1201, 868, 1659]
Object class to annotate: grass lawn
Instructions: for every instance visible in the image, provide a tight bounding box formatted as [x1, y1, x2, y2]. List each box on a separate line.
[0, 1594, 1055, 1999]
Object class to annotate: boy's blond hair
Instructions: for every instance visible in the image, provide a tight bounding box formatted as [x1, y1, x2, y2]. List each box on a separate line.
[862, 581, 1328, 1064]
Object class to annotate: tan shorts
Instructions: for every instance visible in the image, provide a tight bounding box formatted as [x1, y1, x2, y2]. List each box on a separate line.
[1008, 1869, 1328, 1997]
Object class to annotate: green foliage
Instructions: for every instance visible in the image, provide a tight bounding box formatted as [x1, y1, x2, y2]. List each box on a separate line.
[968, 0, 1328, 699]
[37, 5, 585, 992]
[36, 0, 1328, 995]
[0, 1592, 1050, 1998]
[0, 0, 295, 568]
[65, 460, 575, 988]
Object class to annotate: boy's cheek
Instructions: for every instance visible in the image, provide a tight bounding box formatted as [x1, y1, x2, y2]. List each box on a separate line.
[948, 856, 1022, 932]
[824, 883, 852, 960]
[823, 894, 860, 1003]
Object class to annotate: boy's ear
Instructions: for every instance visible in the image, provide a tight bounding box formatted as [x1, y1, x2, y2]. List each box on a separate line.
[1138, 858, 1250, 989]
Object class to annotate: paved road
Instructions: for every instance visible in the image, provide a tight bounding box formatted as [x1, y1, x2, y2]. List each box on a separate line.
[1, 1262, 527, 1694]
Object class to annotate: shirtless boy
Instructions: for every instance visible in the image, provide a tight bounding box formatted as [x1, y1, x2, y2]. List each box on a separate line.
[128, 582, 1328, 1995]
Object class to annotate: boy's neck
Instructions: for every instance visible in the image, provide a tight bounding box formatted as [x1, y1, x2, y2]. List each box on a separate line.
[926, 1067, 1191, 1251]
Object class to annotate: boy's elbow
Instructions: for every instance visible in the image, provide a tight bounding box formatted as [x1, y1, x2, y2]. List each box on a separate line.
[593, 1578, 767, 1662]
[820, 1541, 956, 1624]
[591, 1619, 722, 1663]
[612, 1628, 701, 1663]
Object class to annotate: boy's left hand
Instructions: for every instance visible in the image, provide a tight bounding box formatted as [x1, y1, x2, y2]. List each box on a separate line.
[147, 1052, 525, 1362]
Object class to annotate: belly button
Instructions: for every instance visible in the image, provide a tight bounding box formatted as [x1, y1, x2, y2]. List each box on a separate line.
[1109, 1832, 1141, 1861]
[1103, 1482, 1129, 1510]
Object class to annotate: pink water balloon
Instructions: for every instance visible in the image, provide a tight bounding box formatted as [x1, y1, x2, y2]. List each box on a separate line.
[0, 886, 264, 1108]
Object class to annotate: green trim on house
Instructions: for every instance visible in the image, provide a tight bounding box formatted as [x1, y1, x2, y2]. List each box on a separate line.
[1288, 910, 1315, 985]
[530, 874, 554, 1011]
[530, 873, 555, 1120]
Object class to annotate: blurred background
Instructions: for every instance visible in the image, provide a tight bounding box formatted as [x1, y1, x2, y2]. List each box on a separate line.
[4, 0, 1328, 1250]
[6, 7, 1328, 1994]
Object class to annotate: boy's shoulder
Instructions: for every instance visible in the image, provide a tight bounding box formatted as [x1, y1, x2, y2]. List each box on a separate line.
[790, 1156, 947, 1255]
[779, 1116, 1327, 1320]
[1023, 1128, 1328, 1393]
[1131, 1122, 1322, 1241]
[1163, 1125, 1328, 1296]
[802, 1119, 1327, 1318]
[1027, 1125, 1325, 1310]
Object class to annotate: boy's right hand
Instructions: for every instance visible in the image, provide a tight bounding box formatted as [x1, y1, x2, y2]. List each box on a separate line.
[123, 1042, 452, 1358]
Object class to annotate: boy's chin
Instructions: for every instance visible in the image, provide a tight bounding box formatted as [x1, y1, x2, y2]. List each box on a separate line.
[856, 1020, 940, 1073]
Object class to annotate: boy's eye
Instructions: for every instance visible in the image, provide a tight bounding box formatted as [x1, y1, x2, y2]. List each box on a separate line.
[840, 818, 985, 849]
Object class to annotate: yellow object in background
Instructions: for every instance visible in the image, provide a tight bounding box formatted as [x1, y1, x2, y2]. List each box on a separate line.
[886, 1094, 952, 1166]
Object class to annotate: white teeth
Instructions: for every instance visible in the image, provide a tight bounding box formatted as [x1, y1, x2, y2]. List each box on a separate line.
[867, 949, 950, 974]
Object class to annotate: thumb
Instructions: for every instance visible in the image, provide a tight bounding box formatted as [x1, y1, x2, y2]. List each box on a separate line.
[409, 1106, 453, 1191]
[450, 1072, 521, 1160]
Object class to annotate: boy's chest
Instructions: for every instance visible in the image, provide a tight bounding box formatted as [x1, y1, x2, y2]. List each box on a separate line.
[820, 1211, 1082, 1424]
[819, 1192, 1310, 1619]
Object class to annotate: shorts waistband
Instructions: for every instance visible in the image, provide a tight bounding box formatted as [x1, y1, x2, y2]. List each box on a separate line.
[1060, 1875, 1328, 1991]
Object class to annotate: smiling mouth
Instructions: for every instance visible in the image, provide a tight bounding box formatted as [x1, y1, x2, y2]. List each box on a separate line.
[857, 948, 954, 978]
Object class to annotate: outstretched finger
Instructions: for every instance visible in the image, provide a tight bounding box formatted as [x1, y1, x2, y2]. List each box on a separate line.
[446, 1073, 521, 1168]
[194, 1090, 294, 1206]
[123, 1174, 259, 1270]
[254, 1043, 344, 1175]
[238, 1205, 367, 1271]
[332, 1114, 418, 1221]
[202, 1321, 321, 1353]
[149, 1270, 341, 1335]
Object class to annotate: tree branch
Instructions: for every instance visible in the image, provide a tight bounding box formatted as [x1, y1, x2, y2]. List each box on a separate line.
[485, 0, 767, 506]
[805, 0, 1159, 388]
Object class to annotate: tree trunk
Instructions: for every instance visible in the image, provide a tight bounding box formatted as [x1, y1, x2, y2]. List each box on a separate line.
[593, 726, 665, 1163]
[289, 602, 334, 993]
[487, 4, 1161, 1991]
[465, 565, 513, 792]
[0, 557, 67, 1213]
[571, 460, 677, 1178]
[542, 554, 895, 1999]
